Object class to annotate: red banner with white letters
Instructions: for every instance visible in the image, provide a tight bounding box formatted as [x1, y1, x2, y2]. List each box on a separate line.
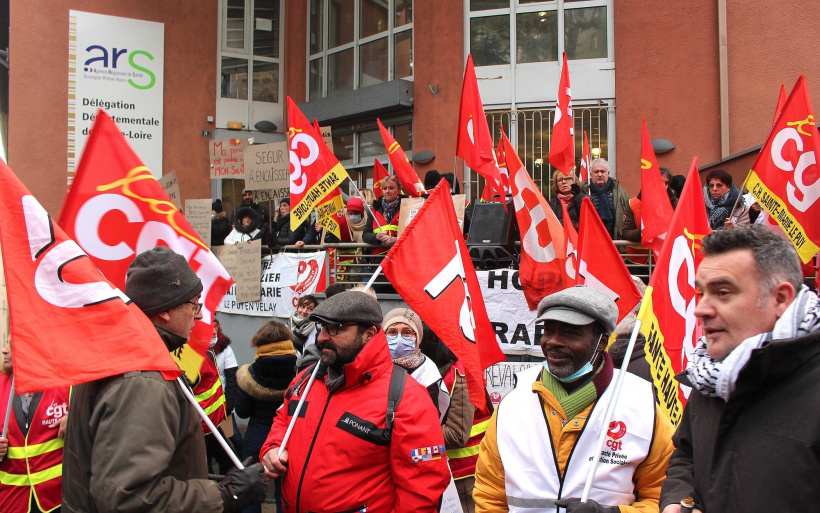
[548, 53, 575, 176]
[381, 180, 505, 409]
[0, 159, 179, 393]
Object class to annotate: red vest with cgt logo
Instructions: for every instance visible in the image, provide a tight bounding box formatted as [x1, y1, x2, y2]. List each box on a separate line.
[0, 374, 69, 513]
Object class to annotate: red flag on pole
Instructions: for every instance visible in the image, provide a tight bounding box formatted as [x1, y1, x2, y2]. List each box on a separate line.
[636, 157, 711, 426]
[773, 83, 787, 126]
[579, 130, 591, 183]
[380, 179, 505, 408]
[561, 201, 579, 288]
[640, 119, 675, 252]
[576, 197, 642, 322]
[377, 118, 425, 197]
[548, 53, 575, 176]
[57, 110, 233, 379]
[503, 132, 567, 310]
[372, 159, 389, 200]
[457, 55, 502, 186]
[288, 97, 350, 231]
[0, 160, 179, 393]
[479, 138, 511, 207]
[747, 75, 820, 263]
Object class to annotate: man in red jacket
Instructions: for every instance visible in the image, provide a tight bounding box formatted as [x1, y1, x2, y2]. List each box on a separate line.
[261, 291, 450, 512]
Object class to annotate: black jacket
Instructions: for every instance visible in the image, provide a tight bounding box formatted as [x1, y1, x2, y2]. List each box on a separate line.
[210, 211, 231, 246]
[548, 184, 586, 230]
[234, 355, 297, 462]
[660, 329, 820, 513]
[267, 213, 307, 247]
[362, 196, 406, 245]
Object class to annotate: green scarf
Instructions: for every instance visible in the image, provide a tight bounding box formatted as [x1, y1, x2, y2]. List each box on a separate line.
[541, 367, 600, 420]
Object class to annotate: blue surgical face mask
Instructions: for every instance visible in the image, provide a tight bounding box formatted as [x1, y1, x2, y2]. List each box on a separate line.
[348, 213, 364, 223]
[543, 334, 602, 383]
[386, 333, 416, 359]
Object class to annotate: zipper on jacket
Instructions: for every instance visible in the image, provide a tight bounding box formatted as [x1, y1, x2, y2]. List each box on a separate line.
[296, 390, 334, 513]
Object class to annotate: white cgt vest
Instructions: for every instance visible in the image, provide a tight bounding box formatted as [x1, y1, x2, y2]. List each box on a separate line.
[410, 356, 451, 421]
[497, 365, 655, 512]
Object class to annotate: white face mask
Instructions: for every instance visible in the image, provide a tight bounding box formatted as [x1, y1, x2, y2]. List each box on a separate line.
[210, 335, 219, 349]
[386, 333, 416, 359]
[348, 213, 364, 223]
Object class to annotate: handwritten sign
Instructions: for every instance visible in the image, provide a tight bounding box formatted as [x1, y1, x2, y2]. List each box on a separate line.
[485, 362, 538, 406]
[210, 138, 251, 179]
[213, 240, 262, 303]
[319, 126, 333, 152]
[245, 141, 290, 196]
[157, 171, 182, 210]
[185, 199, 213, 247]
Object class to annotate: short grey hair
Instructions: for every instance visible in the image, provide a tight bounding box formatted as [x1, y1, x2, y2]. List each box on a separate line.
[701, 226, 803, 300]
[590, 158, 609, 171]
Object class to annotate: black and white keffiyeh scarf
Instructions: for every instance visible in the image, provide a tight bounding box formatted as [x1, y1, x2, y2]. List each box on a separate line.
[687, 286, 820, 400]
[703, 183, 741, 230]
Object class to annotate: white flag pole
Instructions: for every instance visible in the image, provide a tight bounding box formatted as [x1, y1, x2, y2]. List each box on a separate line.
[278, 362, 323, 456]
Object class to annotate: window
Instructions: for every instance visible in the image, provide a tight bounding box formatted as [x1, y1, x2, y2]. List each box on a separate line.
[308, 0, 413, 100]
[330, 118, 412, 192]
[219, 0, 282, 104]
[469, 0, 609, 67]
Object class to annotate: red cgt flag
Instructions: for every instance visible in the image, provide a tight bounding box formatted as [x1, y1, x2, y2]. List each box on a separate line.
[457, 54, 502, 187]
[380, 179, 505, 409]
[579, 130, 591, 183]
[747, 75, 820, 263]
[636, 157, 711, 426]
[548, 53, 575, 176]
[58, 110, 233, 374]
[773, 83, 787, 126]
[561, 201, 579, 288]
[576, 197, 642, 322]
[503, 132, 567, 310]
[372, 159, 389, 200]
[0, 160, 179, 393]
[377, 118, 425, 197]
[640, 119, 675, 252]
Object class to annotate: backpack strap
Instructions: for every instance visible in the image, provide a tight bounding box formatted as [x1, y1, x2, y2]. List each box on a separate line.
[285, 363, 317, 401]
[383, 364, 407, 443]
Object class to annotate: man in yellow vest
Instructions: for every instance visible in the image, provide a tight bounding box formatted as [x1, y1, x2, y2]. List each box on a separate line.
[474, 286, 674, 513]
[0, 338, 69, 513]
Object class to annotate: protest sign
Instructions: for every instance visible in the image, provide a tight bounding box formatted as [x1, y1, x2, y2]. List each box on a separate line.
[213, 240, 262, 303]
[484, 361, 538, 406]
[185, 199, 213, 247]
[397, 195, 466, 235]
[210, 138, 251, 179]
[319, 126, 333, 151]
[157, 171, 181, 210]
[477, 269, 542, 356]
[217, 252, 326, 316]
[245, 141, 290, 195]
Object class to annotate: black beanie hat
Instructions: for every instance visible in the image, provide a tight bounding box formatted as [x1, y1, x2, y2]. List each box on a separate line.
[212, 199, 223, 213]
[125, 246, 203, 316]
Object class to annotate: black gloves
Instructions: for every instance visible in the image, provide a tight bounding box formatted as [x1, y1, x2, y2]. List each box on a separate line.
[217, 458, 268, 513]
[554, 497, 620, 513]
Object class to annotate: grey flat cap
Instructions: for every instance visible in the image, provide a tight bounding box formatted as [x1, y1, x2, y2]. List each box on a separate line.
[309, 291, 383, 326]
[536, 286, 618, 334]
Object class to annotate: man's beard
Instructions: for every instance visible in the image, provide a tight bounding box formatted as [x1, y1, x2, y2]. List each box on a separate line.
[319, 333, 367, 371]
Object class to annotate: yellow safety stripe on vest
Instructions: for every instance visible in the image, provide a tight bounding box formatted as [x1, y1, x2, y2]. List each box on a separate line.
[203, 395, 226, 415]
[5, 438, 64, 459]
[446, 444, 480, 459]
[0, 463, 62, 487]
[470, 418, 491, 437]
[195, 379, 223, 402]
[373, 224, 398, 234]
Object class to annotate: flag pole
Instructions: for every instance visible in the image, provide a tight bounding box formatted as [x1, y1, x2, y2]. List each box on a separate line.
[278, 362, 324, 456]
[176, 377, 244, 470]
[347, 177, 383, 229]
[580, 298, 647, 503]
[728, 169, 753, 224]
[361, 266, 383, 293]
[0, 375, 14, 463]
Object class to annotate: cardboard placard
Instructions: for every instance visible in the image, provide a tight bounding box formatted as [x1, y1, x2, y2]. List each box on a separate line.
[184, 199, 213, 247]
[212, 240, 262, 303]
[245, 141, 290, 194]
[319, 126, 333, 152]
[397, 194, 466, 235]
[210, 138, 251, 179]
[157, 171, 182, 210]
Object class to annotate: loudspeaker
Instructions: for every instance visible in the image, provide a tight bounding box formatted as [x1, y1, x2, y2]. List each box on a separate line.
[467, 202, 516, 248]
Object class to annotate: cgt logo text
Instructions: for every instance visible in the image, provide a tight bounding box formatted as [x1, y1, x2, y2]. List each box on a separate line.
[42, 401, 68, 427]
[606, 420, 627, 451]
[83, 45, 157, 90]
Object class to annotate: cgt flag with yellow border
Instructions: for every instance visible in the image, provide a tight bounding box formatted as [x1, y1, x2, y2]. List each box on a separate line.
[636, 157, 710, 427]
[748, 75, 820, 264]
[287, 97, 350, 232]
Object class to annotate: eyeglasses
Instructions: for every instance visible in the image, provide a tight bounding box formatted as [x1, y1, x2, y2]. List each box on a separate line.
[317, 321, 358, 336]
[385, 328, 416, 339]
[186, 301, 203, 316]
[556, 177, 574, 184]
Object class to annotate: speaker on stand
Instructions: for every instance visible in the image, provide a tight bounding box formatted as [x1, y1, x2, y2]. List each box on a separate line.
[466, 197, 518, 270]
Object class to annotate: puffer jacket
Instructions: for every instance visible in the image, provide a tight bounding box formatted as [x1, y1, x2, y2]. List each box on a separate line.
[267, 213, 307, 247]
[211, 211, 232, 246]
[660, 329, 820, 513]
[234, 354, 297, 463]
[260, 331, 451, 513]
[224, 206, 268, 244]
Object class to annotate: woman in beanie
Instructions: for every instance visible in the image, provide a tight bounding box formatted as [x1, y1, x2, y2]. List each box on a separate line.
[211, 199, 231, 246]
[235, 321, 298, 513]
[288, 295, 318, 356]
[382, 308, 450, 421]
